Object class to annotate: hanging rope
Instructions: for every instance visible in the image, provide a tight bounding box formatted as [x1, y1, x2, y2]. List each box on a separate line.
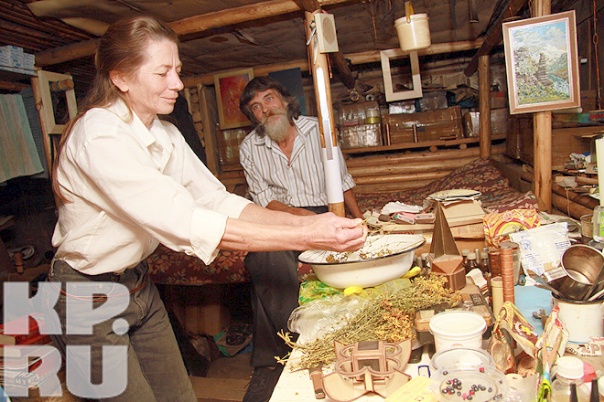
[593, 0, 601, 110]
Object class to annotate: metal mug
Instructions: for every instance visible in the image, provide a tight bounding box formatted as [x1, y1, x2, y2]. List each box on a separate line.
[549, 244, 604, 301]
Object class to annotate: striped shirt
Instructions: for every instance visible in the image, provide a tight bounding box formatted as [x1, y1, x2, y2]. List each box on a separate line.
[239, 115, 355, 208]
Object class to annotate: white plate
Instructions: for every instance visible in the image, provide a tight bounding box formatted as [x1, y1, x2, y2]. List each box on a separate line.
[428, 189, 481, 201]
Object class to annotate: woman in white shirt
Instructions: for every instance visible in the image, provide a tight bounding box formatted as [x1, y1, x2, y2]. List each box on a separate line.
[49, 15, 367, 401]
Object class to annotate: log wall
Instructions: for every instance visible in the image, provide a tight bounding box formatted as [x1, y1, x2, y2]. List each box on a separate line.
[346, 143, 507, 194]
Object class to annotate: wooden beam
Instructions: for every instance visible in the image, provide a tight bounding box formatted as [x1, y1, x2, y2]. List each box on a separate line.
[293, 0, 320, 11]
[171, 0, 301, 36]
[0, 80, 29, 91]
[291, 0, 357, 88]
[478, 55, 491, 158]
[35, 39, 98, 67]
[532, 0, 552, 213]
[305, 10, 344, 217]
[329, 52, 356, 89]
[463, 0, 528, 77]
[35, 0, 354, 67]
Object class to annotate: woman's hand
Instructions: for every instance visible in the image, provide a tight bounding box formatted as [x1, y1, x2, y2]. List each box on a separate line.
[302, 213, 367, 252]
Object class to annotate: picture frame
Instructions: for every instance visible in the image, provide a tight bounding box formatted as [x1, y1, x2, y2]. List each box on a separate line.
[380, 49, 423, 102]
[502, 11, 580, 114]
[214, 68, 254, 129]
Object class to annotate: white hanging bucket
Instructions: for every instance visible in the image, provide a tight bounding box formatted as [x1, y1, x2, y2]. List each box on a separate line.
[395, 13, 431, 52]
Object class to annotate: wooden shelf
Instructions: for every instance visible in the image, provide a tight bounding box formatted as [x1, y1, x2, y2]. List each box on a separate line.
[0, 68, 35, 80]
[342, 134, 507, 155]
[0, 69, 34, 91]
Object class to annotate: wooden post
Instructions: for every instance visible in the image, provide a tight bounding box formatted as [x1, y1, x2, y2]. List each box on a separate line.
[30, 75, 53, 175]
[199, 85, 220, 175]
[305, 11, 345, 217]
[478, 55, 491, 158]
[532, 0, 552, 213]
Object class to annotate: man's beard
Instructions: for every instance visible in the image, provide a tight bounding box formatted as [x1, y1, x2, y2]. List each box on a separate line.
[260, 112, 291, 143]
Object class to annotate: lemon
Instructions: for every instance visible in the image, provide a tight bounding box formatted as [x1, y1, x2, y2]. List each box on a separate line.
[402, 266, 421, 279]
[344, 286, 364, 296]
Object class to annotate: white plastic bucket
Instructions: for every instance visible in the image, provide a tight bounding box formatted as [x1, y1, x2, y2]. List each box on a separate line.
[429, 311, 487, 352]
[551, 295, 604, 343]
[394, 14, 431, 52]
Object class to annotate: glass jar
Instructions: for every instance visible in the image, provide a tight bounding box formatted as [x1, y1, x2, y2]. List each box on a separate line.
[592, 205, 604, 243]
[366, 107, 380, 124]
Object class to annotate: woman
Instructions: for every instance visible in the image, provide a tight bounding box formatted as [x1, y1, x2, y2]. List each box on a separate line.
[49, 15, 366, 401]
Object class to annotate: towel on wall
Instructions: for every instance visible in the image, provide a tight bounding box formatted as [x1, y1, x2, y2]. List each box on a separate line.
[0, 93, 43, 184]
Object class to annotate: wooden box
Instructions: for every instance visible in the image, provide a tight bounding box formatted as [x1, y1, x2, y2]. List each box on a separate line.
[339, 123, 382, 149]
[463, 108, 510, 138]
[384, 106, 463, 145]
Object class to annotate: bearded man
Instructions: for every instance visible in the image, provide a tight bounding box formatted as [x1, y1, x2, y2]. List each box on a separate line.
[238, 76, 363, 402]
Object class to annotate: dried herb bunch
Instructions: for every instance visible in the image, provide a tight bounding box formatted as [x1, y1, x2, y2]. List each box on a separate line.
[278, 275, 461, 370]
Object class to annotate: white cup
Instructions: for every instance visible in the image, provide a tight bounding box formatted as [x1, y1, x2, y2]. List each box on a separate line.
[551, 295, 604, 343]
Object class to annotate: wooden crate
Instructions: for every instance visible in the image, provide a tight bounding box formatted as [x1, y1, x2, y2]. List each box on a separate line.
[384, 106, 463, 145]
[463, 108, 510, 138]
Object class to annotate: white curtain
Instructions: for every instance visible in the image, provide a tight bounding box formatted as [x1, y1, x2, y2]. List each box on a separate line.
[0, 94, 43, 184]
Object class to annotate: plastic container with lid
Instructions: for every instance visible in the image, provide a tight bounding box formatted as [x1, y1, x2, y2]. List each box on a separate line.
[428, 310, 487, 352]
[551, 356, 590, 402]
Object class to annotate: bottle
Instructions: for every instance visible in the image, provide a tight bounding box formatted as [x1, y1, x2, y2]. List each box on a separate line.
[589, 378, 599, 402]
[551, 356, 590, 402]
[479, 251, 490, 275]
[461, 249, 470, 269]
[465, 252, 479, 274]
[421, 253, 430, 270]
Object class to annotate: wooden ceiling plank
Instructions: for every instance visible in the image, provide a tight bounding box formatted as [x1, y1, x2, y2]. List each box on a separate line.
[1, 0, 91, 41]
[0, 21, 63, 49]
[34, 0, 355, 67]
[463, 0, 528, 76]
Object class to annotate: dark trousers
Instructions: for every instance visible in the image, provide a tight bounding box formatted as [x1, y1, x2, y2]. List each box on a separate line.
[47, 259, 196, 402]
[244, 206, 327, 368]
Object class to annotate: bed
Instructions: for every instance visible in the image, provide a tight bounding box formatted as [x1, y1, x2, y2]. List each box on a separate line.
[147, 157, 539, 286]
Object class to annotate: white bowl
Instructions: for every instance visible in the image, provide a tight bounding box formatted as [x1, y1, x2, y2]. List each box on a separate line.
[299, 234, 425, 289]
[430, 347, 494, 372]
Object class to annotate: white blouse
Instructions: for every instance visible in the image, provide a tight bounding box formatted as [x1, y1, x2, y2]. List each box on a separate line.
[52, 99, 251, 275]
